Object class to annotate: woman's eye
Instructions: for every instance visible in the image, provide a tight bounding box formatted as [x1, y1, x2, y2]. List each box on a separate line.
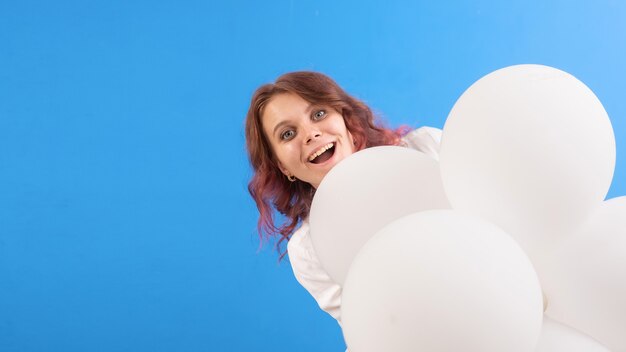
[313, 110, 326, 120]
[281, 130, 295, 140]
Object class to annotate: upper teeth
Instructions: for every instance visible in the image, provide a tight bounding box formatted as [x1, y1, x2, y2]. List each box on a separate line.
[309, 143, 334, 161]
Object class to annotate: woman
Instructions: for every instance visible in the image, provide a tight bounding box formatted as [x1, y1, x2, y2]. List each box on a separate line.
[245, 71, 441, 324]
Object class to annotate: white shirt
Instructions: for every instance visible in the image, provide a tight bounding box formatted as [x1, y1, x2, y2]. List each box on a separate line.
[286, 127, 443, 324]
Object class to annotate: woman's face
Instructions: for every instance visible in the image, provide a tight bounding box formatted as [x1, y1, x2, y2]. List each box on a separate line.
[261, 92, 356, 188]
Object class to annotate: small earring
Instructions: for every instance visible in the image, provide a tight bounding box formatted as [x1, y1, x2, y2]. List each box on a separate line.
[287, 175, 296, 182]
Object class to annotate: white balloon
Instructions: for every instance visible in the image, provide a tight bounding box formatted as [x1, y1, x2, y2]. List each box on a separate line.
[310, 146, 450, 284]
[341, 210, 543, 352]
[543, 196, 626, 352]
[439, 64, 615, 265]
[535, 317, 609, 352]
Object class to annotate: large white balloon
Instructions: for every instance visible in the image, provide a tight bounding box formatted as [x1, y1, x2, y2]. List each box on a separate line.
[341, 210, 543, 352]
[439, 64, 615, 265]
[543, 196, 626, 351]
[535, 317, 609, 352]
[310, 146, 450, 284]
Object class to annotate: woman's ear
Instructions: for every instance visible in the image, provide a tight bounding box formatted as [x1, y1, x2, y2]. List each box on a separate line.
[277, 162, 297, 182]
[277, 161, 291, 178]
[348, 131, 358, 151]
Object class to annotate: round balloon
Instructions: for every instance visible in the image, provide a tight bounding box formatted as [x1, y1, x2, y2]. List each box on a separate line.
[535, 317, 609, 352]
[439, 64, 615, 265]
[341, 210, 543, 352]
[543, 196, 626, 351]
[310, 146, 450, 284]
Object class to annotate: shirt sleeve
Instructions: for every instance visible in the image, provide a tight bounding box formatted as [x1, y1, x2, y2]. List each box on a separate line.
[287, 221, 343, 323]
[401, 126, 442, 160]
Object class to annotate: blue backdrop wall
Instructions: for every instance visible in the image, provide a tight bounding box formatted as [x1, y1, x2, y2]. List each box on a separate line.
[1, 1, 624, 351]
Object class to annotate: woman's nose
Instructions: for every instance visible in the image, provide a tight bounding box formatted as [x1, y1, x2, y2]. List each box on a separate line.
[302, 124, 322, 144]
[305, 130, 322, 144]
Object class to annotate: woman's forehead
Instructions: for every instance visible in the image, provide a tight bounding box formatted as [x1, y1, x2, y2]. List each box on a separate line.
[266, 93, 310, 115]
[262, 93, 312, 129]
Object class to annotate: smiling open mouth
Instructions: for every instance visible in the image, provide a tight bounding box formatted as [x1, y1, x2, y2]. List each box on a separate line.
[309, 143, 336, 164]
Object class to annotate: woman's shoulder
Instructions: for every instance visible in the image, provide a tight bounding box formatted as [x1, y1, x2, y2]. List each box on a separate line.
[401, 126, 442, 160]
[287, 220, 311, 255]
[286, 220, 327, 274]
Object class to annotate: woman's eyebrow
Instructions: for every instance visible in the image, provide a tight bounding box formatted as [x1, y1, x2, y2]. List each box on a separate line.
[272, 120, 290, 136]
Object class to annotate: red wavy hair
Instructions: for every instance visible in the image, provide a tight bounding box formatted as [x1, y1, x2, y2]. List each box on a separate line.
[245, 71, 407, 258]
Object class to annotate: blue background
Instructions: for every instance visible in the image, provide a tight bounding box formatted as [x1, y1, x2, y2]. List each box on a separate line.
[1, 1, 624, 351]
